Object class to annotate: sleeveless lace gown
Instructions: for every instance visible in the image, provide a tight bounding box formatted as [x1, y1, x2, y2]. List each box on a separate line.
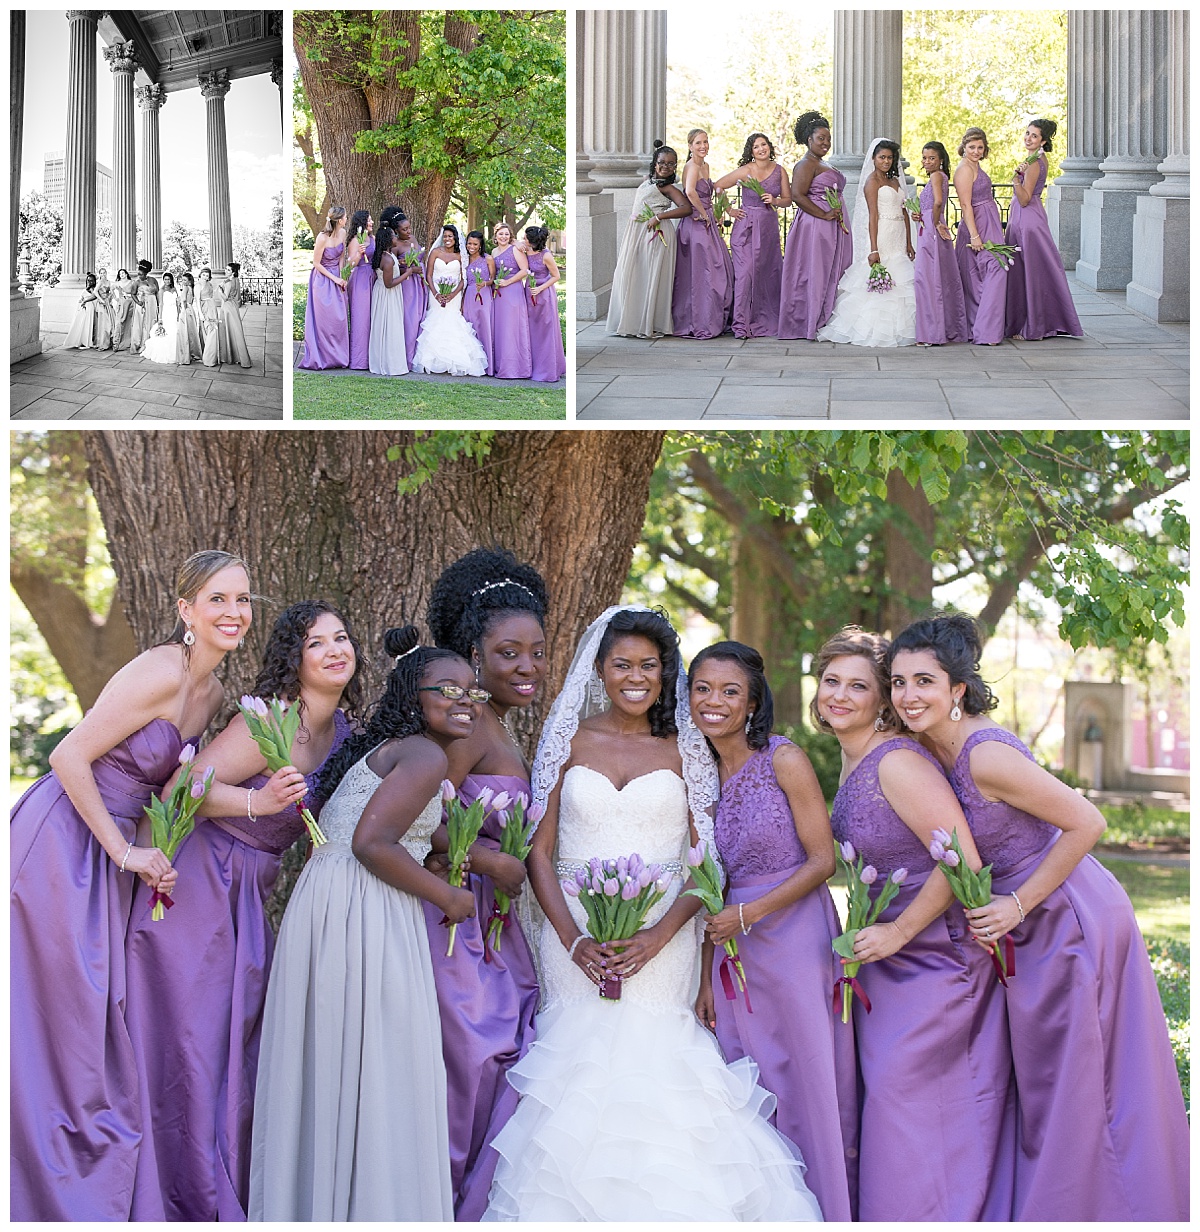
[483, 765, 823, 1221]
[412, 257, 489, 376]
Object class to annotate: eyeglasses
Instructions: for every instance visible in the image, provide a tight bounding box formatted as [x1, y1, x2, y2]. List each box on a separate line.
[418, 685, 491, 703]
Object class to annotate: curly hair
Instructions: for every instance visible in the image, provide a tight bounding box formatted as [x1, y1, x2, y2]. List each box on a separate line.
[596, 608, 680, 739]
[250, 600, 364, 733]
[524, 226, 549, 252]
[427, 547, 548, 663]
[873, 139, 901, 179]
[688, 641, 774, 752]
[810, 626, 899, 733]
[349, 209, 371, 237]
[794, 111, 830, 148]
[887, 614, 999, 716]
[379, 205, 403, 229]
[1028, 118, 1057, 152]
[739, 132, 776, 166]
[315, 626, 466, 804]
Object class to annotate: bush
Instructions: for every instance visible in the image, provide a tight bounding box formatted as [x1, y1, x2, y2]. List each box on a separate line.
[293, 282, 305, 341]
[1145, 936, 1190, 1112]
[1098, 802, 1191, 846]
[779, 722, 843, 804]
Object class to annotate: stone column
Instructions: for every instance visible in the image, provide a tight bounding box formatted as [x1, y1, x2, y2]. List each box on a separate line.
[137, 84, 166, 274]
[270, 59, 283, 137]
[1076, 10, 1169, 290]
[1128, 10, 1189, 320]
[105, 39, 138, 277]
[11, 10, 41, 359]
[1046, 11, 1108, 269]
[575, 9, 616, 322]
[200, 69, 234, 271]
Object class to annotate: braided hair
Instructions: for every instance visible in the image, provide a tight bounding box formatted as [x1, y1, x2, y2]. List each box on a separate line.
[688, 641, 774, 752]
[596, 608, 680, 739]
[372, 226, 397, 271]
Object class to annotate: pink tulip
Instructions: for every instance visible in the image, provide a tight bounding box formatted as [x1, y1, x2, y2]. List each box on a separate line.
[251, 697, 269, 717]
[528, 801, 547, 824]
[476, 787, 495, 811]
[491, 791, 513, 813]
[929, 840, 946, 861]
[617, 855, 629, 877]
[891, 868, 908, 885]
[239, 694, 256, 710]
[562, 879, 580, 897]
[860, 865, 878, 886]
[441, 778, 456, 803]
[591, 874, 605, 894]
[621, 879, 638, 901]
[603, 878, 619, 896]
[190, 780, 206, 799]
[931, 827, 953, 848]
[839, 840, 856, 862]
[516, 791, 529, 811]
[687, 841, 706, 867]
[495, 810, 509, 828]
[942, 850, 960, 868]
[203, 766, 215, 784]
[638, 868, 653, 889]
[178, 743, 196, 765]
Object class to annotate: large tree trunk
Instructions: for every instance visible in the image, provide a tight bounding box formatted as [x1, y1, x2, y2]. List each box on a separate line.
[882, 470, 935, 634]
[293, 119, 331, 238]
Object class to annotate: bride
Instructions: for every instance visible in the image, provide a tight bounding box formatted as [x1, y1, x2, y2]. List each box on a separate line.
[412, 224, 488, 377]
[483, 606, 823, 1222]
[141, 271, 182, 365]
[818, 137, 916, 347]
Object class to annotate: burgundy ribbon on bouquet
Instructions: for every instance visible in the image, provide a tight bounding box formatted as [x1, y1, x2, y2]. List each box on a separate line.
[988, 936, 1016, 987]
[833, 974, 871, 1015]
[150, 888, 175, 913]
[482, 904, 511, 964]
[719, 952, 754, 1013]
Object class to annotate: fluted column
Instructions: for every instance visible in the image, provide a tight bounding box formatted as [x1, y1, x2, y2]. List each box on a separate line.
[137, 84, 166, 273]
[61, 10, 100, 287]
[200, 69, 234, 270]
[270, 59, 283, 137]
[105, 39, 138, 277]
[11, 10, 41, 359]
[1046, 11, 1108, 267]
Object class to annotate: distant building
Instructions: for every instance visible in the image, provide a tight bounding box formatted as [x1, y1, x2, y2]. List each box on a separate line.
[43, 151, 113, 214]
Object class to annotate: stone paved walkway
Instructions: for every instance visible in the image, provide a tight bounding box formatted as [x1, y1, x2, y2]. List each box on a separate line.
[292, 342, 565, 390]
[577, 275, 1189, 421]
[10, 305, 283, 421]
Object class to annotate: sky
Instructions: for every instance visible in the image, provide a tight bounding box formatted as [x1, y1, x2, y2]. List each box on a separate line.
[20, 10, 285, 232]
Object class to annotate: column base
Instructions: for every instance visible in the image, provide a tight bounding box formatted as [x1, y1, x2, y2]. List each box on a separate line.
[11, 291, 43, 361]
[574, 189, 616, 323]
[1045, 181, 1096, 270]
[1075, 187, 1143, 291]
[36, 283, 91, 335]
[1127, 194, 1190, 322]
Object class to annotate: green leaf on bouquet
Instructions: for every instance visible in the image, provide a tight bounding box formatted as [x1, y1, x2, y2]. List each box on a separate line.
[832, 929, 859, 960]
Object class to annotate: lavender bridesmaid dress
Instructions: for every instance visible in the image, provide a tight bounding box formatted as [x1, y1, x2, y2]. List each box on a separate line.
[525, 251, 566, 383]
[463, 255, 496, 375]
[830, 737, 1016, 1221]
[913, 175, 968, 344]
[400, 245, 427, 370]
[1004, 158, 1084, 340]
[954, 168, 1008, 345]
[948, 728, 1189, 1221]
[711, 736, 858, 1221]
[778, 165, 852, 339]
[10, 718, 194, 1221]
[491, 246, 533, 379]
[124, 711, 351, 1221]
[348, 236, 376, 369]
[298, 241, 349, 369]
[730, 165, 783, 338]
[672, 177, 734, 338]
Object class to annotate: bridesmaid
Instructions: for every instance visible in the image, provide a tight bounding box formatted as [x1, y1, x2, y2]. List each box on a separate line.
[425, 547, 548, 1218]
[199, 268, 220, 366]
[889, 615, 1189, 1221]
[715, 132, 790, 339]
[817, 626, 1015, 1221]
[672, 127, 734, 339]
[62, 273, 100, 348]
[953, 127, 1008, 345]
[94, 268, 114, 350]
[394, 213, 427, 371]
[523, 226, 565, 382]
[346, 209, 375, 369]
[10, 549, 252, 1220]
[179, 272, 202, 360]
[463, 230, 496, 375]
[778, 111, 852, 340]
[111, 268, 136, 350]
[913, 141, 968, 345]
[298, 205, 350, 370]
[125, 601, 360, 1221]
[689, 642, 857, 1222]
[492, 221, 533, 378]
[368, 225, 409, 376]
[219, 262, 253, 368]
[1005, 119, 1084, 341]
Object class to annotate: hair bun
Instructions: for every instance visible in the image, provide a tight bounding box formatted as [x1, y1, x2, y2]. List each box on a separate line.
[652, 138, 664, 150]
[383, 625, 421, 659]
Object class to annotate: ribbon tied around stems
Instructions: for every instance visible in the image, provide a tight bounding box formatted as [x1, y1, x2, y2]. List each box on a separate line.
[719, 950, 753, 1013]
[149, 887, 176, 921]
[832, 974, 871, 1015]
[482, 903, 512, 965]
[988, 935, 1016, 986]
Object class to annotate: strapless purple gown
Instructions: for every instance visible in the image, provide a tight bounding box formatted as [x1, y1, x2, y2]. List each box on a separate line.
[778, 165, 852, 340]
[298, 241, 349, 369]
[711, 736, 858, 1221]
[830, 737, 1016, 1221]
[955, 168, 1008, 344]
[124, 711, 351, 1221]
[10, 718, 196, 1220]
[399, 245, 427, 369]
[1004, 158, 1084, 340]
[491, 246, 533, 379]
[730, 166, 783, 338]
[463, 255, 496, 375]
[672, 177, 734, 338]
[948, 728, 1189, 1220]
[348, 236, 376, 369]
[424, 773, 539, 1219]
[525, 251, 565, 383]
[914, 175, 968, 344]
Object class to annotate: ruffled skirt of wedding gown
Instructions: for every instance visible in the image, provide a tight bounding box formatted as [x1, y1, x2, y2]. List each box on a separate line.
[412, 293, 488, 377]
[818, 209, 917, 348]
[143, 292, 181, 364]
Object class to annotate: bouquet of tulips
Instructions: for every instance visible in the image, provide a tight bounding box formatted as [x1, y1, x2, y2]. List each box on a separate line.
[682, 839, 751, 1012]
[442, 779, 488, 957]
[402, 249, 422, 274]
[143, 744, 215, 920]
[238, 695, 327, 847]
[743, 176, 768, 203]
[435, 277, 458, 300]
[712, 189, 734, 231]
[867, 261, 894, 293]
[903, 195, 923, 235]
[493, 258, 513, 296]
[635, 203, 667, 247]
[472, 266, 486, 304]
[981, 241, 1021, 270]
[562, 854, 669, 1000]
[831, 840, 907, 1023]
[822, 186, 850, 234]
[929, 827, 1014, 985]
[485, 793, 544, 956]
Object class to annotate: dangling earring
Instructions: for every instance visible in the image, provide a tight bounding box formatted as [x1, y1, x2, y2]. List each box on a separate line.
[182, 625, 196, 647]
[816, 711, 830, 727]
[237, 637, 245, 649]
[745, 712, 754, 734]
[473, 657, 482, 684]
[874, 712, 887, 733]
[950, 699, 963, 722]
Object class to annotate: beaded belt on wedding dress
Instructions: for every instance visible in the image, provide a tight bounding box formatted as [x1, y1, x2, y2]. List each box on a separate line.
[556, 859, 683, 879]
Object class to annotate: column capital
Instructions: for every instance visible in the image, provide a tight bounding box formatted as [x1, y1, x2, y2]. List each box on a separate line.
[65, 10, 101, 24]
[103, 39, 138, 74]
[199, 68, 231, 101]
[270, 59, 282, 89]
[136, 82, 167, 112]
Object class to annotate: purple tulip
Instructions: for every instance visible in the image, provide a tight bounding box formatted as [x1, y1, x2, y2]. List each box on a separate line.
[574, 868, 589, 888]
[621, 879, 638, 901]
[441, 778, 456, 803]
[476, 786, 494, 811]
[528, 801, 547, 824]
[603, 878, 619, 897]
[839, 840, 856, 862]
[588, 857, 601, 876]
[516, 791, 529, 811]
[859, 865, 878, 886]
[647, 863, 663, 883]
[929, 840, 946, 861]
[638, 868, 653, 889]
[562, 879, 580, 897]
[239, 694, 256, 711]
[942, 850, 960, 868]
[628, 853, 644, 876]
[178, 743, 196, 766]
[491, 790, 513, 813]
[687, 841, 705, 867]
[495, 809, 509, 828]
[891, 868, 908, 885]
[591, 874, 605, 894]
[203, 766, 215, 784]
[617, 855, 628, 878]
[931, 827, 953, 848]
[251, 697, 269, 717]
[190, 780, 206, 799]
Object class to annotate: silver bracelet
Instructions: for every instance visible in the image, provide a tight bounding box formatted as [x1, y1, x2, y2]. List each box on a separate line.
[566, 934, 585, 962]
[739, 902, 751, 936]
[119, 842, 132, 873]
[246, 787, 256, 823]
[1010, 890, 1026, 923]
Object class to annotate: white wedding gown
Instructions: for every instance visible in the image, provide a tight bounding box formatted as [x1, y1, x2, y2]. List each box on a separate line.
[142, 289, 181, 364]
[818, 183, 917, 347]
[412, 257, 489, 376]
[483, 765, 824, 1222]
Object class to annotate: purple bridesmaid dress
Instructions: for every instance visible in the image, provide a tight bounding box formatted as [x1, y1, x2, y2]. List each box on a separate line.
[830, 737, 1017, 1221]
[348, 236, 376, 369]
[298, 240, 349, 369]
[730, 165, 784, 338]
[778, 165, 852, 340]
[124, 712, 351, 1221]
[463, 255, 496, 375]
[525, 251, 566, 383]
[10, 718, 194, 1221]
[672, 177, 734, 338]
[711, 736, 858, 1222]
[948, 728, 1189, 1221]
[1004, 158, 1084, 340]
[424, 774, 539, 1219]
[400, 245, 427, 370]
[954, 168, 1008, 344]
[491, 246, 533, 379]
[913, 176, 968, 344]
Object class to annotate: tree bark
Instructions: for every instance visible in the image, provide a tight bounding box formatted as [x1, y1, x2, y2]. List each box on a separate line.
[293, 120, 331, 237]
[882, 470, 935, 634]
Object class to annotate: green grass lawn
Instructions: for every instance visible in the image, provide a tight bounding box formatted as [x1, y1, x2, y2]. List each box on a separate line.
[293, 372, 565, 420]
[1098, 803, 1191, 847]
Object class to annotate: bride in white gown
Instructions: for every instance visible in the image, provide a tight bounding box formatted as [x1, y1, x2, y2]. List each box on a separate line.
[412, 224, 489, 377]
[819, 137, 917, 347]
[483, 607, 823, 1222]
[142, 271, 182, 365]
